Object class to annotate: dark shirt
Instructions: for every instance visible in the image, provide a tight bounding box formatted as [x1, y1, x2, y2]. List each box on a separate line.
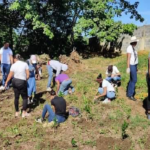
[51, 96, 66, 118]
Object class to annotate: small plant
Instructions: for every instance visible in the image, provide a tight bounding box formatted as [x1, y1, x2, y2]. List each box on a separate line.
[71, 138, 77, 147]
[122, 121, 129, 139]
[58, 91, 64, 97]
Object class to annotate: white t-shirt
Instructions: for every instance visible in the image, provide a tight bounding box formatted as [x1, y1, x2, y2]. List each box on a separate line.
[106, 66, 120, 76]
[102, 79, 115, 92]
[0, 47, 13, 64]
[10, 61, 29, 80]
[127, 45, 138, 65]
[49, 60, 63, 76]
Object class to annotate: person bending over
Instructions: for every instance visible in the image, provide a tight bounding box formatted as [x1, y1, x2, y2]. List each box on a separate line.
[55, 73, 75, 95]
[106, 65, 121, 86]
[36, 90, 67, 124]
[46, 60, 68, 92]
[94, 73, 116, 104]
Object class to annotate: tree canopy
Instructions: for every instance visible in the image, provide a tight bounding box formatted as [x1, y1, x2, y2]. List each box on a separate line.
[0, 0, 144, 57]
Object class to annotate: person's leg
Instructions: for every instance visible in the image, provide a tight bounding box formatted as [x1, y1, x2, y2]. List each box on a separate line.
[27, 78, 32, 98]
[47, 65, 53, 88]
[106, 77, 112, 82]
[98, 88, 103, 94]
[5, 64, 11, 87]
[1, 64, 5, 86]
[42, 104, 55, 122]
[107, 91, 115, 99]
[56, 115, 66, 123]
[127, 65, 137, 97]
[20, 81, 28, 111]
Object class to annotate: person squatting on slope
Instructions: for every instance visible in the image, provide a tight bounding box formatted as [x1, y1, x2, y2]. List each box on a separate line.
[0, 42, 13, 90]
[5, 54, 30, 118]
[94, 74, 116, 104]
[105, 65, 121, 87]
[36, 90, 67, 125]
[46, 60, 68, 92]
[126, 36, 139, 101]
[27, 55, 39, 104]
[55, 72, 75, 95]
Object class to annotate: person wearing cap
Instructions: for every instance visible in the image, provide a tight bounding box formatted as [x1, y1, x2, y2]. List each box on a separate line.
[27, 55, 39, 104]
[4, 54, 30, 118]
[0, 42, 13, 90]
[126, 36, 139, 101]
[46, 60, 68, 92]
[94, 73, 115, 104]
[55, 72, 75, 95]
[106, 65, 121, 86]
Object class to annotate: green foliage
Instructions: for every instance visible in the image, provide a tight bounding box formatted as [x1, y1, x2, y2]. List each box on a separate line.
[121, 121, 129, 139]
[71, 138, 77, 147]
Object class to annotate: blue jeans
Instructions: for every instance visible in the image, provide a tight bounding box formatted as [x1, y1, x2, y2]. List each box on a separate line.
[42, 104, 66, 123]
[98, 88, 115, 99]
[27, 77, 36, 97]
[106, 76, 121, 82]
[47, 65, 53, 88]
[58, 79, 75, 95]
[1, 63, 11, 87]
[127, 65, 137, 97]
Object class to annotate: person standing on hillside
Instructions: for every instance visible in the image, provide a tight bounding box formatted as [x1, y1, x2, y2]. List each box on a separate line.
[126, 36, 139, 101]
[5, 54, 30, 118]
[0, 42, 13, 90]
[46, 60, 68, 92]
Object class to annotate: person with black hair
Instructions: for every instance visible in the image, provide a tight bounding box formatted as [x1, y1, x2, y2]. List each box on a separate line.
[106, 65, 121, 86]
[0, 42, 13, 90]
[126, 36, 139, 101]
[36, 90, 67, 125]
[94, 74, 115, 104]
[5, 54, 30, 118]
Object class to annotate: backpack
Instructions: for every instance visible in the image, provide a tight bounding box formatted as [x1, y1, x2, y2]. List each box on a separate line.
[69, 106, 81, 117]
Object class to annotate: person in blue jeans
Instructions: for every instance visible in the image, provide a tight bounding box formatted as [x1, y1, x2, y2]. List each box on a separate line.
[94, 74, 115, 104]
[126, 36, 139, 101]
[36, 90, 66, 124]
[55, 73, 75, 95]
[106, 65, 121, 86]
[0, 42, 13, 89]
[46, 60, 68, 92]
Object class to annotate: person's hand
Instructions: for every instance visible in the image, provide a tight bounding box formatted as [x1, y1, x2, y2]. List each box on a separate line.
[94, 96, 99, 100]
[38, 76, 41, 80]
[126, 68, 130, 74]
[111, 74, 115, 77]
[4, 83, 7, 89]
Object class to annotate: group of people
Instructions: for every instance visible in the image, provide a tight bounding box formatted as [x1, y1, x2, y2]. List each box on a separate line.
[1, 35, 150, 124]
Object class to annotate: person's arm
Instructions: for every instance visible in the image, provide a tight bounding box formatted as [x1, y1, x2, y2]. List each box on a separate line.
[94, 87, 107, 99]
[26, 69, 29, 80]
[127, 53, 131, 73]
[5, 71, 14, 88]
[56, 66, 61, 76]
[10, 55, 13, 64]
[56, 80, 60, 94]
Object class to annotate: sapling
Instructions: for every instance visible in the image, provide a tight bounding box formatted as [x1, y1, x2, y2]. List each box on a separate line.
[122, 121, 129, 139]
[71, 138, 77, 147]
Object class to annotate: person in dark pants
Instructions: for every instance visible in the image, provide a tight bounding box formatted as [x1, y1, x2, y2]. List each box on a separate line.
[147, 53, 150, 119]
[5, 54, 30, 118]
[126, 36, 139, 101]
[36, 90, 67, 125]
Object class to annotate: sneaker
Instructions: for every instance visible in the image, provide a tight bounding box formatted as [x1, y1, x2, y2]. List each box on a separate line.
[102, 98, 111, 104]
[46, 87, 52, 92]
[42, 121, 55, 128]
[127, 96, 137, 101]
[35, 118, 43, 123]
[0, 86, 5, 91]
[27, 98, 31, 105]
[22, 113, 30, 118]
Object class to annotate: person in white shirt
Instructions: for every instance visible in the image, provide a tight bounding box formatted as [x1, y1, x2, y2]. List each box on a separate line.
[106, 65, 121, 84]
[46, 60, 68, 91]
[0, 42, 13, 89]
[5, 54, 30, 118]
[94, 73, 115, 104]
[126, 36, 139, 101]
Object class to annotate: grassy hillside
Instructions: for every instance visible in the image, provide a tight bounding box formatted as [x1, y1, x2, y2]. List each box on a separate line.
[0, 51, 150, 150]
